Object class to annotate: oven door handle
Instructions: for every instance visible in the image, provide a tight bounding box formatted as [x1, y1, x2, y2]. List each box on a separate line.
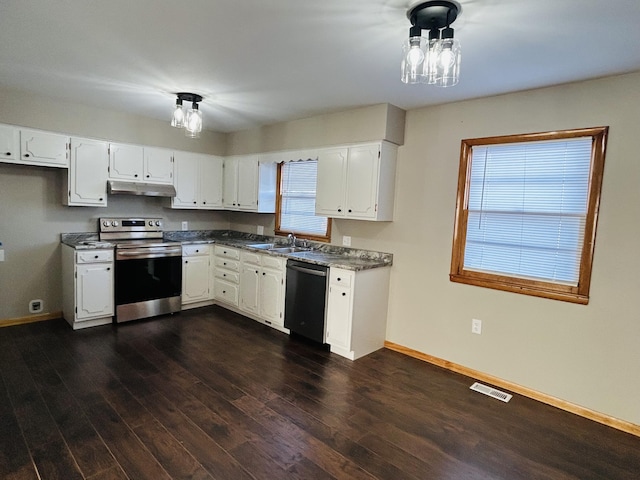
[116, 247, 182, 259]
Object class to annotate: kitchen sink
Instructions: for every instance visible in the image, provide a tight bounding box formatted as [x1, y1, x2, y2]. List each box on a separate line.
[246, 243, 311, 254]
[246, 243, 277, 250]
[268, 246, 312, 254]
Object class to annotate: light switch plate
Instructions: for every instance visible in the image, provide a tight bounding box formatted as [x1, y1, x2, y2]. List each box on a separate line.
[342, 236, 351, 247]
[181, 221, 188, 231]
[0, 249, 4, 262]
[257, 225, 264, 235]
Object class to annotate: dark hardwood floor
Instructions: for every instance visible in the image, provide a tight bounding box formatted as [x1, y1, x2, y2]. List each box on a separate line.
[0, 306, 638, 480]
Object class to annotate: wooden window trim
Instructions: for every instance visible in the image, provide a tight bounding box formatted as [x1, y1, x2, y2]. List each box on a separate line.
[450, 126, 609, 304]
[275, 161, 332, 243]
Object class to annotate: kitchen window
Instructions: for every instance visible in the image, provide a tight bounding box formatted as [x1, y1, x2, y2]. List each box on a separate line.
[275, 159, 331, 242]
[450, 127, 608, 304]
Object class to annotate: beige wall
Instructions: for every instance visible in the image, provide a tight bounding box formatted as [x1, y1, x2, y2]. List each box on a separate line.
[0, 86, 227, 154]
[230, 72, 640, 427]
[0, 87, 230, 320]
[226, 103, 406, 155]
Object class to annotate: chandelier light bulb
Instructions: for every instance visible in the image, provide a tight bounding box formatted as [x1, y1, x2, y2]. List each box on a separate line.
[171, 99, 185, 128]
[407, 42, 425, 67]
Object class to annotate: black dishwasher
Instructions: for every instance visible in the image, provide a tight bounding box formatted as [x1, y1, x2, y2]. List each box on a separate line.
[284, 259, 328, 343]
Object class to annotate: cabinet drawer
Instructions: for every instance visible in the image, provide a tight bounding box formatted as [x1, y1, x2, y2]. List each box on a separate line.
[214, 257, 240, 272]
[214, 245, 240, 260]
[262, 255, 284, 270]
[183, 244, 209, 256]
[76, 249, 114, 263]
[213, 280, 239, 305]
[329, 269, 353, 288]
[215, 269, 240, 284]
[241, 251, 261, 266]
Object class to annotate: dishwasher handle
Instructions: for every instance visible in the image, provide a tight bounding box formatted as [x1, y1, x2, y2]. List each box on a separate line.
[287, 263, 327, 277]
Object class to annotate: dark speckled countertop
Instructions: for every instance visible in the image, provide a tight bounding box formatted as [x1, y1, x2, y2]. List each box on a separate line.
[61, 229, 392, 271]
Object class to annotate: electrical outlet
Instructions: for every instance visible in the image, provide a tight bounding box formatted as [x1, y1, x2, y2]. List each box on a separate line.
[29, 299, 43, 314]
[342, 235, 351, 247]
[472, 318, 482, 335]
[257, 225, 264, 235]
[181, 221, 188, 231]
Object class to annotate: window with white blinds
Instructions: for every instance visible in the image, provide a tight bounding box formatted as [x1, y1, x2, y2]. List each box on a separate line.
[450, 127, 608, 304]
[276, 160, 330, 239]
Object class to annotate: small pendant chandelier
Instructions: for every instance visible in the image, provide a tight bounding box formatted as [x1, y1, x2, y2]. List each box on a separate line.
[401, 1, 461, 87]
[170, 93, 203, 138]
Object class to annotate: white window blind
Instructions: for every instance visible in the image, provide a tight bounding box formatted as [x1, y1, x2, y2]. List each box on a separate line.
[279, 160, 328, 236]
[464, 137, 593, 285]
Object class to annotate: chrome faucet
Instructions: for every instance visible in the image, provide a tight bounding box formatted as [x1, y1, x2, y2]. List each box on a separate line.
[287, 233, 297, 247]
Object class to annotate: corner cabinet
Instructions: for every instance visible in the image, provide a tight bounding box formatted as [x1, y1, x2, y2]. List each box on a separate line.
[64, 137, 109, 207]
[172, 152, 224, 209]
[223, 156, 277, 212]
[325, 266, 391, 360]
[61, 245, 114, 330]
[316, 141, 397, 221]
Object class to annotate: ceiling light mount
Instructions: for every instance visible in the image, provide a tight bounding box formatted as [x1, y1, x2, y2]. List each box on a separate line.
[171, 92, 204, 138]
[401, 0, 461, 87]
[407, 0, 459, 31]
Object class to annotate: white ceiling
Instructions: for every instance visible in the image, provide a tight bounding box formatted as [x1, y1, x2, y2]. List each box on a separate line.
[1, 0, 640, 133]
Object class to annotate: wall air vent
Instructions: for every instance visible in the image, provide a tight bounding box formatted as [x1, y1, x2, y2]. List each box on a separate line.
[470, 382, 513, 403]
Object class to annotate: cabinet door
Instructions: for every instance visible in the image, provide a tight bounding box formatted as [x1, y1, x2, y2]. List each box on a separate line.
[182, 256, 210, 304]
[223, 157, 239, 209]
[237, 156, 259, 210]
[76, 263, 114, 320]
[144, 147, 173, 183]
[172, 152, 199, 208]
[67, 138, 108, 206]
[200, 155, 224, 208]
[326, 284, 353, 352]
[316, 147, 347, 216]
[260, 267, 284, 326]
[20, 129, 69, 168]
[345, 144, 379, 219]
[239, 264, 260, 314]
[0, 124, 19, 162]
[109, 143, 143, 180]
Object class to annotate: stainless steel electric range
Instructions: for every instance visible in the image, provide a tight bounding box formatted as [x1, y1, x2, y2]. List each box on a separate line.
[99, 217, 182, 323]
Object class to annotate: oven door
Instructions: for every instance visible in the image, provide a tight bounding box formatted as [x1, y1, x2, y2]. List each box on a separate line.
[114, 245, 182, 322]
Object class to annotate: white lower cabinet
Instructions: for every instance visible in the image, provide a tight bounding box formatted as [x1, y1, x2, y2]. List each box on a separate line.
[260, 256, 286, 326]
[182, 245, 211, 306]
[62, 245, 114, 330]
[325, 266, 391, 360]
[239, 251, 286, 329]
[213, 246, 240, 307]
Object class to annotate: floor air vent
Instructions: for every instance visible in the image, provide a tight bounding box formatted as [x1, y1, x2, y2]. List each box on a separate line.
[470, 382, 512, 403]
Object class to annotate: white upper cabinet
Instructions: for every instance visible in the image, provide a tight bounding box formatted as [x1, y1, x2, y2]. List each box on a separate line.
[20, 128, 69, 168]
[0, 124, 19, 162]
[108, 143, 143, 180]
[144, 147, 174, 183]
[172, 151, 223, 209]
[64, 137, 109, 207]
[108, 143, 173, 184]
[316, 141, 397, 221]
[223, 155, 276, 212]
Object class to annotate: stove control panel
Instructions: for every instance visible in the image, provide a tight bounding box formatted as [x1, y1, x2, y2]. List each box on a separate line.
[99, 217, 163, 233]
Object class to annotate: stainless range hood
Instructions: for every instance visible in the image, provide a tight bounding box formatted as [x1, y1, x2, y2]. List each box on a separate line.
[107, 180, 176, 197]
